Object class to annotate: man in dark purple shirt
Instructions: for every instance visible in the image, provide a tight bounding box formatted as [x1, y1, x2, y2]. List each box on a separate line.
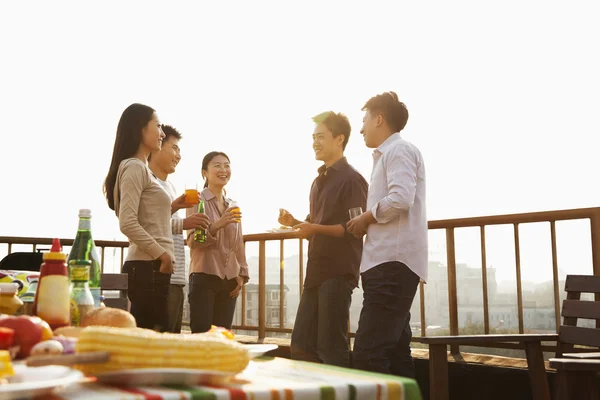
[279, 111, 368, 367]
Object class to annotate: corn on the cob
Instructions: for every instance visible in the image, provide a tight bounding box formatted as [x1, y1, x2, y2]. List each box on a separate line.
[75, 326, 249, 375]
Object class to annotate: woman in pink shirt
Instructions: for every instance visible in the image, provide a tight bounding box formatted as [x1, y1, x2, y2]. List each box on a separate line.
[186, 151, 249, 333]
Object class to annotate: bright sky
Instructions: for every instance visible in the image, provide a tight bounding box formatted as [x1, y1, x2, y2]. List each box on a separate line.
[1, 1, 599, 283]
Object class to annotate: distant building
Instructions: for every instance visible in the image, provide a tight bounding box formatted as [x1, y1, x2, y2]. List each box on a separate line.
[410, 261, 573, 333]
[235, 284, 290, 327]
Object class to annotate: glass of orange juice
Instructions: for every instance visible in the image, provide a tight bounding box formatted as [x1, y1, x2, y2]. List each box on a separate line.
[185, 184, 199, 205]
[230, 201, 241, 223]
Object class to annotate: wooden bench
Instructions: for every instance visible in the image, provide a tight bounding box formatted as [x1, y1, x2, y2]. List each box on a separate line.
[548, 275, 600, 400]
[100, 273, 128, 310]
[421, 274, 600, 400]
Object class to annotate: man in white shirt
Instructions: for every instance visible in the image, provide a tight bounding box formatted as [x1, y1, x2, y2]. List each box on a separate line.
[347, 92, 428, 378]
[148, 125, 209, 333]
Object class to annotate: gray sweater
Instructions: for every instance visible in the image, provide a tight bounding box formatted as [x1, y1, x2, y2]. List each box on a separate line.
[114, 158, 174, 262]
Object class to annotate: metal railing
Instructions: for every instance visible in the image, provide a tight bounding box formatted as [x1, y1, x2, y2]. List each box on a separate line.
[2, 206, 599, 348]
[233, 231, 303, 337]
[0, 236, 129, 272]
[427, 207, 600, 339]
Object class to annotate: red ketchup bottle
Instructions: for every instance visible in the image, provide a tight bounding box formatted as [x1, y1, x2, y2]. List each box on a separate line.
[32, 238, 71, 330]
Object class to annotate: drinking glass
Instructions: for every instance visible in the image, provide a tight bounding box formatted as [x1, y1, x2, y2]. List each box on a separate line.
[230, 201, 241, 223]
[349, 207, 363, 219]
[185, 184, 199, 205]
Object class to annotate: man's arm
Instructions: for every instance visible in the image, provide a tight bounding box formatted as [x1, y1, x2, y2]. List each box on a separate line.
[278, 209, 306, 227]
[342, 173, 369, 239]
[310, 224, 345, 237]
[347, 146, 418, 237]
[371, 144, 418, 224]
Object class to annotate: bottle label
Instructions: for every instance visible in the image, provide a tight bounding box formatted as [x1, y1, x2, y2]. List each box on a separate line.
[71, 267, 90, 282]
[37, 276, 71, 324]
[194, 230, 207, 242]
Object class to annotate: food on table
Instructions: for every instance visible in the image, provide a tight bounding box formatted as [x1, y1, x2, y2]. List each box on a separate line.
[0, 283, 24, 315]
[33, 238, 71, 330]
[209, 325, 235, 340]
[0, 271, 38, 297]
[80, 307, 136, 328]
[30, 339, 64, 356]
[53, 335, 77, 354]
[53, 326, 83, 338]
[76, 326, 249, 375]
[0, 315, 53, 358]
[0, 350, 14, 379]
[0, 328, 15, 351]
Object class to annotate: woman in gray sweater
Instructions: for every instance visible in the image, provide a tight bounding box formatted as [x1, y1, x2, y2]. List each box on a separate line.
[104, 103, 188, 332]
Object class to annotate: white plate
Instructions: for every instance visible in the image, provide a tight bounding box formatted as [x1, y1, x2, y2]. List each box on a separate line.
[95, 368, 234, 386]
[0, 364, 83, 400]
[245, 344, 278, 358]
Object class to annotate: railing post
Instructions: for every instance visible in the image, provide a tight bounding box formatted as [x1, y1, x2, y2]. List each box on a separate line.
[590, 211, 600, 277]
[419, 281, 426, 337]
[279, 240, 285, 329]
[241, 285, 247, 327]
[100, 247, 105, 274]
[446, 228, 459, 354]
[514, 224, 525, 334]
[550, 221, 561, 331]
[480, 226, 490, 334]
[590, 211, 600, 328]
[298, 239, 304, 297]
[258, 240, 266, 339]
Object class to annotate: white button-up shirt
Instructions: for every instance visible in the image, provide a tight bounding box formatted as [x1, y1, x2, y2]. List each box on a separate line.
[361, 133, 428, 282]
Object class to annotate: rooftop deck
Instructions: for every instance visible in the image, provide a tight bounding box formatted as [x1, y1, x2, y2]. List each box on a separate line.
[3, 206, 600, 399]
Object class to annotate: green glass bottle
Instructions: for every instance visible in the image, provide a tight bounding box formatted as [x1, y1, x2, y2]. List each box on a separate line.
[194, 200, 207, 243]
[67, 209, 101, 305]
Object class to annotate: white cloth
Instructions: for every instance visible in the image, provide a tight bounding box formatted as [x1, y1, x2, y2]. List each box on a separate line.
[360, 133, 428, 282]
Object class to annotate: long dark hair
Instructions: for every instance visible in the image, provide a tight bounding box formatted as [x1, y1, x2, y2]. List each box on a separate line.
[103, 103, 155, 211]
[202, 151, 230, 189]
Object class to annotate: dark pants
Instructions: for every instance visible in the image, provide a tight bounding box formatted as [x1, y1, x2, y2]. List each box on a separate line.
[122, 260, 171, 332]
[188, 273, 237, 333]
[290, 276, 354, 368]
[353, 261, 420, 377]
[167, 284, 184, 333]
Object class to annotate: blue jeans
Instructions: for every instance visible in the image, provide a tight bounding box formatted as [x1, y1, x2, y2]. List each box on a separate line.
[290, 276, 354, 367]
[122, 260, 171, 332]
[188, 273, 238, 333]
[352, 261, 420, 377]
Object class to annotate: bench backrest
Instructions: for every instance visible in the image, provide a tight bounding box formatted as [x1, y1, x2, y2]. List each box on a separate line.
[559, 275, 600, 352]
[100, 273, 128, 311]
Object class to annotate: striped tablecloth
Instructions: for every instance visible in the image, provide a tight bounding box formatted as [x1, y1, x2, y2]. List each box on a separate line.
[42, 357, 422, 400]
